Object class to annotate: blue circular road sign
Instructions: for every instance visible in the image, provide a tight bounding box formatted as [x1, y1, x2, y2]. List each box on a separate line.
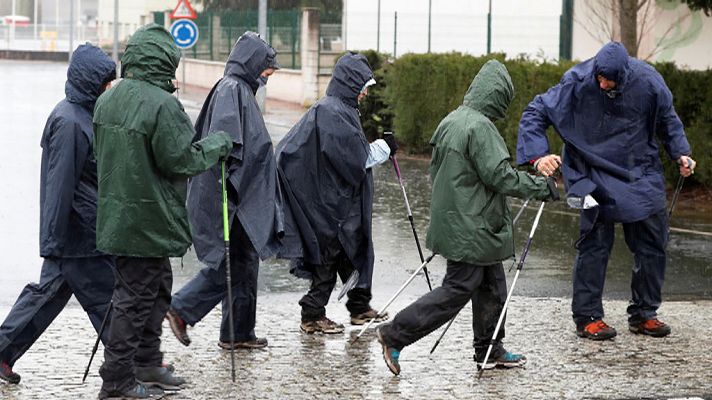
[170, 19, 199, 49]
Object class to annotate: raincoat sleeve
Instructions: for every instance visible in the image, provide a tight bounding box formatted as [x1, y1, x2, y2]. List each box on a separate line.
[365, 139, 390, 169]
[652, 74, 690, 160]
[151, 98, 233, 178]
[471, 122, 550, 201]
[516, 82, 573, 165]
[42, 118, 87, 254]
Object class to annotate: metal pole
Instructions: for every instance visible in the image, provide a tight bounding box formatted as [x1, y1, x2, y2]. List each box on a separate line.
[258, 0, 267, 38]
[376, 0, 380, 52]
[55, 0, 59, 32]
[393, 11, 397, 58]
[427, 0, 432, 53]
[11, 0, 16, 49]
[112, 0, 119, 74]
[33, 0, 38, 40]
[69, 0, 75, 61]
[486, 0, 492, 54]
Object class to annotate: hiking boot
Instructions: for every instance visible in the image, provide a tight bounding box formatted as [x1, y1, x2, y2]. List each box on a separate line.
[376, 327, 401, 376]
[350, 309, 389, 325]
[98, 383, 164, 399]
[0, 361, 21, 384]
[135, 366, 186, 391]
[629, 318, 671, 337]
[576, 320, 617, 340]
[475, 351, 528, 370]
[162, 363, 174, 373]
[218, 337, 268, 349]
[299, 316, 345, 334]
[165, 308, 191, 346]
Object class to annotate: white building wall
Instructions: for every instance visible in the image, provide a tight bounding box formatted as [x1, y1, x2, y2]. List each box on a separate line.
[344, 0, 562, 60]
[572, 0, 712, 70]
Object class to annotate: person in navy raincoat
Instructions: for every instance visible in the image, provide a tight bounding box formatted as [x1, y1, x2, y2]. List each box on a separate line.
[0, 44, 116, 384]
[276, 52, 396, 334]
[166, 32, 282, 350]
[516, 42, 696, 340]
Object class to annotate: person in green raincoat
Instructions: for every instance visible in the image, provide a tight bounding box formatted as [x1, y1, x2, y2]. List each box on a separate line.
[93, 24, 232, 399]
[375, 60, 557, 376]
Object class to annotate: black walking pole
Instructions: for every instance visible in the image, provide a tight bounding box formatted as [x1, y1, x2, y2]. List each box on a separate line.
[351, 253, 437, 344]
[668, 158, 692, 224]
[391, 154, 433, 291]
[429, 198, 531, 355]
[82, 300, 112, 383]
[478, 201, 546, 378]
[221, 159, 236, 383]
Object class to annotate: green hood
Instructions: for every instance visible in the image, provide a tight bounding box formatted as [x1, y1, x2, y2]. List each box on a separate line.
[121, 24, 180, 93]
[462, 59, 514, 121]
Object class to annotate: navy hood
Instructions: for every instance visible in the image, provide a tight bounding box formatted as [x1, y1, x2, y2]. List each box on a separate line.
[224, 31, 278, 94]
[593, 42, 630, 88]
[66, 43, 116, 110]
[326, 52, 374, 108]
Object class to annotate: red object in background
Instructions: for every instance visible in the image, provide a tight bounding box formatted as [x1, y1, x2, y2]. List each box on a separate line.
[170, 0, 198, 20]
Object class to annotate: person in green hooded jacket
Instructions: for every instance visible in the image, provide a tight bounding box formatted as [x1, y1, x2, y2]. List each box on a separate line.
[93, 24, 232, 399]
[376, 60, 556, 376]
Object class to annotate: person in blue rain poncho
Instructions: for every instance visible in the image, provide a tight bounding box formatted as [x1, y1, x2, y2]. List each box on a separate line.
[516, 42, 696, 341]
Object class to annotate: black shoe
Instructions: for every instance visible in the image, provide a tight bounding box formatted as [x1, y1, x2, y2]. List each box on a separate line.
[135, 366, 186, 391]
[218, 337, 268, 349]
[0, 361, 21, 384]
[165, 308, 191, 346]
[98, 383, 164, 399]
[475, 351, 528, 370]
[376, 326, 401, 376]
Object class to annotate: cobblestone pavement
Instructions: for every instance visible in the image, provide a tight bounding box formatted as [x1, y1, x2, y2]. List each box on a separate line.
[2, 282, 711, 399]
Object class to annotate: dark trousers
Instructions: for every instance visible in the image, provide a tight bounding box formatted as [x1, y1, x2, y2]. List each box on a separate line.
[379, 260, 508, 360]
[171, 220, 260, 342]
[572, 210, 668, 328]
[100, 257, 172, 393]
[299, 248, 372, 322]
[0, 256, 115, 366]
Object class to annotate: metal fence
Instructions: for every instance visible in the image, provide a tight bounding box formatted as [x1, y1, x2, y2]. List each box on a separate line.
[0, 23, 100, 51]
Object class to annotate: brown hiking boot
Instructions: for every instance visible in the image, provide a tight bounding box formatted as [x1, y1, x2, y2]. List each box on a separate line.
[218, 337, 268, 349]
[576, 320, 617, 340]
[300, 316, 345, 334]
[629, 318, 671, 337]
[165, 308, 191, 346]
[350, 309, 389, 325]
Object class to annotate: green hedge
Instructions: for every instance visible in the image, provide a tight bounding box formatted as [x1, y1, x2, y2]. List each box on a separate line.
[370, 52, 711, 187]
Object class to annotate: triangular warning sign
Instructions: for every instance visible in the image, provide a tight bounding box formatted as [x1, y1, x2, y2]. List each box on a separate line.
[170, 0, 198, 20]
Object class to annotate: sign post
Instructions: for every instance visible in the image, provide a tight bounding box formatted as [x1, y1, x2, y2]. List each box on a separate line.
[170, 0, 198, 98]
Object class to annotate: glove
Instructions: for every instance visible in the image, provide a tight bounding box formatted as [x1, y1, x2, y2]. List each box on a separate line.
[546, 177, 560, 201]
[383, 132, 398, 157]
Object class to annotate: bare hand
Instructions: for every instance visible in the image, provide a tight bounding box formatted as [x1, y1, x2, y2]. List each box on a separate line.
[535, 154, 562, 177]
[678, 156, 696, 178]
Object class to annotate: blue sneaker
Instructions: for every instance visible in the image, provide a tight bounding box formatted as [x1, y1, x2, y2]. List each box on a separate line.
[476, 351, 527, 370]
[376, 327, 401, 376]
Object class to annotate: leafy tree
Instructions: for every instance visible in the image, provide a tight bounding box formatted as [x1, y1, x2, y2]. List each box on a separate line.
[681, 0, 712, 15]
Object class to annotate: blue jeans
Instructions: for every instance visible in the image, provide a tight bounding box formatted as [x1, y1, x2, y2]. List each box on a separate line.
[0, 256, 115, 366]
[171, 219, 260, 342]
[572, 209, 668, 328]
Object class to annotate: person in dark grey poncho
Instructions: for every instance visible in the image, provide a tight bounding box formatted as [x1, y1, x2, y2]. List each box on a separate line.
[166, 32, 283, 350]
[276, 52, 397, 334]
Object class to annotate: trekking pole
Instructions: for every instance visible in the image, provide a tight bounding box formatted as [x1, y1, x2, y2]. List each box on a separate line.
[82, 300, 112, 383]
[478, 201, 546, 379]
[221, 159, 236, 383]
[668, 158, 692, 221]
[429, 198, 531, 355]
[391, 154, 433, 291]
[351, 253, 437, 344]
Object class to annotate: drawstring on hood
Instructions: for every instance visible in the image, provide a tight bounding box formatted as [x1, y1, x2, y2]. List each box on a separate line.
[65, 43, 116, 110]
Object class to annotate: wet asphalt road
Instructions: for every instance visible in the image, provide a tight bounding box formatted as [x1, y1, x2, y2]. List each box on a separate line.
[1, 60, 711, 399]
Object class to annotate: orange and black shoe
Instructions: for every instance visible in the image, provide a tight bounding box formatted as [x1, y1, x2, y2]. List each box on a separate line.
[0, 361, 21, 384]
[629, 318, 671, 337]
[576, 320, 617, 340]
